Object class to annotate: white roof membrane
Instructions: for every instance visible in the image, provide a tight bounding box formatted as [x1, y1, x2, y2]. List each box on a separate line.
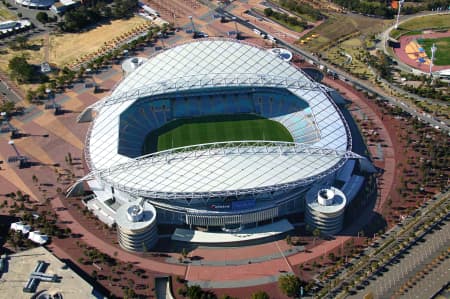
[86, 39, 351, 198]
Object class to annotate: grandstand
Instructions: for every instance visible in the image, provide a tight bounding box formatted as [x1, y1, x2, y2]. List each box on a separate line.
[73, 39, 365, 250]
[117, 87, 319, 157]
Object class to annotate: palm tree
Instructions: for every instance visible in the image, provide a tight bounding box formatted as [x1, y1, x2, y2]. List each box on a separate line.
[313, 228, 320, 246]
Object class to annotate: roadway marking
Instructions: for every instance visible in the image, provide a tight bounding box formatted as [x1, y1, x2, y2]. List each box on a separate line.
[275, 240, 294, 274]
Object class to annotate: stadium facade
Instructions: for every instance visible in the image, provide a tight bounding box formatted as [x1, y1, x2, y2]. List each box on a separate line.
[74, 39, 365, 250]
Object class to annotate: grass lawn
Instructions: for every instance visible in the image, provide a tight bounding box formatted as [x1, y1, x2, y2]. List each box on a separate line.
[301, 13, 389, 51]
[390, 14, 450, 39]
[255, 8, 305, 33]
[48, 16, 148, 66]
[418, 37, 450, 66]
[267, 15, 305, 32]
[142, 114, 294, 154]
[0, 4, 17, 21]
[400, 14, 450, 31]
[0, 38, 45, 73]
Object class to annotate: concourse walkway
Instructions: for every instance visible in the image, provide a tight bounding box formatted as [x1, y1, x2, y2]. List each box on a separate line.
[171, 219, 294, 243]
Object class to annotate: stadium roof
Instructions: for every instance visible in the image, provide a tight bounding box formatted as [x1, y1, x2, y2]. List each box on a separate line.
[84, 39, 352, 198]
[85, 141, 358, 199]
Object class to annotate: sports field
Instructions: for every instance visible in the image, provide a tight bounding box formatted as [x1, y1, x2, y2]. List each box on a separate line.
[390, 14, 450, 39]
[418, 37, 450, 66]
[142, 114, 293, 154]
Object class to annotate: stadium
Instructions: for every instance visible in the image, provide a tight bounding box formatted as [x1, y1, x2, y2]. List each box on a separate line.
[73, 39, 364, 250]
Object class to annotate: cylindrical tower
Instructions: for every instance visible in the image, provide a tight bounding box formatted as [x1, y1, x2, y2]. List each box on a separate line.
[305, 186, 346, 235]
[115, 200, 158, 252]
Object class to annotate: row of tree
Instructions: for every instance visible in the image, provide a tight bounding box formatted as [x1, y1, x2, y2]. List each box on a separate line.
[16, 24, 167, 102]
[401, 0, 450, 15]
[177, 283, 270, 299]
[8, 56, 47, 84]
[367, 51, 394, 81]
[36, 11, 58, 24]
[330, 0, 395, 18]
[278, 0, 324, 21]
[58, 0, 138, 32]
[264, 8, 308, 30]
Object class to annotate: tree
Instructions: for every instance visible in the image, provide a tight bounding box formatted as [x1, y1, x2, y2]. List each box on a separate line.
[91, 270, 98, 280]
[36, 12, 49, 24]
[278, 274, 301, 297]
[328, 252, 336, 262]
[298, 263, 304, 273]
[251, 291, 270, 299]
[181, 247, 188, 259]
[313, 228, 321, 238]
[285, 234, 292, 246]
[264, 7, 274, 16]
[9, 36, 29, 50]
[186, 285, 203, 299]
[0, 100, 16, 115]
[9, 56, 34, 83]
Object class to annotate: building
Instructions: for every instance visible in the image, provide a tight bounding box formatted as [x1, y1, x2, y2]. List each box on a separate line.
[0, 247, 99, 298]
[115, 200, 158, 252]
[0, 20, 32, 37]
[50, 0, 81, 14]
[72, 39, 364, 249]
[268, 48, 293, 62]
[15, 0, 55, 9]
[305, 186, 347, 235]
[121, 56, 148, 76]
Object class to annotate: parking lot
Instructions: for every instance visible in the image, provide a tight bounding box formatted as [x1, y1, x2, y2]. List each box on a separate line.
[347, 218, 450, 298]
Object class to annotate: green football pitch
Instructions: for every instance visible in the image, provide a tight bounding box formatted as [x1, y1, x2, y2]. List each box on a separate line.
[142, 114, 294, 154]
[417, 37, 450, 66]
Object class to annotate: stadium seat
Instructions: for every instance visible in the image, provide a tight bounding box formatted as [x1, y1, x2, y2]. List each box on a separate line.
[118, 87, 320, 158]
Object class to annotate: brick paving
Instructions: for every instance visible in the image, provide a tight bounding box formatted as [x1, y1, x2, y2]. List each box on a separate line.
[0, 32, 399, 294]
[323, 78, 396, 214]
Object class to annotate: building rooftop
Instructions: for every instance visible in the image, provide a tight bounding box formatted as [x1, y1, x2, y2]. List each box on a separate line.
[0, 247, 97, 299]
[306, 186, 347, 214]
[85, 39, 352, 199]
[115, 201, 156, 230]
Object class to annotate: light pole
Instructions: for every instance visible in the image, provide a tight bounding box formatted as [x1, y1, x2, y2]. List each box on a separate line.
[429, 43, 437, 76]
[189, 16, 196, 34]
[8, 140, 20, 156]
[232, 17, 239, 39]
[173, 12, 176, 29]
[1, 111, 8, 132]
[157, 32, 165, 49]
[2, 111, 19, 138]
[395, 0, 404, 29]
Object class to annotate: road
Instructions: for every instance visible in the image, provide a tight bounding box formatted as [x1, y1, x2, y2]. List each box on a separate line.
[0, 1, 58, 103]
[0, 79, 21, 103]
[3, 0, 57, 32]
[216, 6, 450, 133]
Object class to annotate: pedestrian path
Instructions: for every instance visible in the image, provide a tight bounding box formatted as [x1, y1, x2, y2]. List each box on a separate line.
[172, 219, 293, 243]
[187, 273, 287, 289]
[165, 245, 304, 266]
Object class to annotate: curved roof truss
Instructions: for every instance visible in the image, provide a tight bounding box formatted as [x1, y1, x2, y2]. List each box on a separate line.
[85, 73, 321, 112]
[82, 141, 360, 200]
